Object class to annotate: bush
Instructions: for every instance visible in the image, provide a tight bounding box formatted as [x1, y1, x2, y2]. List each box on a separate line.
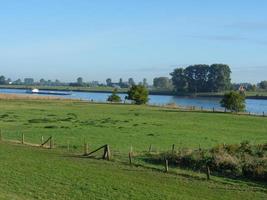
[126, 85, 149, 105]
[107, 89, 121, 103]
[145, 142, 267, 181]
[220, 91, 246, 112]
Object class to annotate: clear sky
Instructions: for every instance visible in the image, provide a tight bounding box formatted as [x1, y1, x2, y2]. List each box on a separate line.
[0, 0, 267, 84]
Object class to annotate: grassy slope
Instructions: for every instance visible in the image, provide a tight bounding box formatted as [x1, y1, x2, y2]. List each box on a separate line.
[0, 99, 267, 199]
[0, 143, 266, 200]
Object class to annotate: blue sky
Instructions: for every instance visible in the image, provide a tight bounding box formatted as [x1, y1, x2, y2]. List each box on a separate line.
[0, 0, 267, 83]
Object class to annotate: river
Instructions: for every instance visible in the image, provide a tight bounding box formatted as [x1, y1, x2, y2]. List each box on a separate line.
[1, 88, 267, 114]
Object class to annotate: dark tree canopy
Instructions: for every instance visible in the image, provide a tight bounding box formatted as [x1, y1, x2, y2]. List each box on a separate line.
[126, 85, 149, 105]
[259, 81, 267, 90]
[170, 64, 231, 93]
[220, 91, 246, 112]
[0, 75, 6, 85]
[77, 77, 83, 86]
[106, 78, 112, 87]
[24, 78, 34, 85]
[170, 68, 188, 93]
[128, 78, 135, 86]
[208, 64, 231, 92]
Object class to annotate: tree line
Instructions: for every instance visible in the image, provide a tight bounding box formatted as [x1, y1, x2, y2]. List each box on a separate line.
[1, 64, 267, 94]
[170, 64, 231, 93]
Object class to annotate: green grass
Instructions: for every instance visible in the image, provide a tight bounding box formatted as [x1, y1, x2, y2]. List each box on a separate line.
[0, 99, 267, 199]
[0, 143, 266, 200]
[1, 99, 266, 153]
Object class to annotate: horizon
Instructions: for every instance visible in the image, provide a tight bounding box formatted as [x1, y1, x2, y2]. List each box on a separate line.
[1, 0, 267, 84]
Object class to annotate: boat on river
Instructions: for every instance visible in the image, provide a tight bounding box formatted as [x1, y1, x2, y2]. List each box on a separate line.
[26, 88, 71, 96]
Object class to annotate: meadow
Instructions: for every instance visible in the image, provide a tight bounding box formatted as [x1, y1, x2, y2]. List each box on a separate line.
[0, 97, 267, 199]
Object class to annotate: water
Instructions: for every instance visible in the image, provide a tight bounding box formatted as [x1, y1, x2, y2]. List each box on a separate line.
[1, 88, 267, 114]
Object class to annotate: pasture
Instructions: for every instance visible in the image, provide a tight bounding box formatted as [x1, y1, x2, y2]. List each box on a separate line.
[0, 97, 267, 199]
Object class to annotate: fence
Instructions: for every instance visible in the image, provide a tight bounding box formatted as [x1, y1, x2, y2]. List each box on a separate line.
[0, 132, 213, 181]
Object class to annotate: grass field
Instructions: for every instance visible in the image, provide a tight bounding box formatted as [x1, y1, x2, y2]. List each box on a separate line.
[0, 97, 267, 199]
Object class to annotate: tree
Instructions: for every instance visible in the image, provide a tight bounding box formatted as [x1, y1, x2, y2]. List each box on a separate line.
[142, 78, 148, 87]
[128, 78, 135, 86]
[0, 75, 6, 85]
[220, 91, 246, 112]
[13, 79, 22, 85]
[170, 68, 188, 93]
[126, 84, 149, 105]
[184, 65, 209, 93]
[106, 78, 112, 87]
[107, 89, 121, 102]
[208, 64, 231, 92]
[40, 78, 46, 85]
[171, 64, 232, 93]
[24, 78, 34, 85]
[153, 77, 171, 89]
[119, 78, 123, 86]
[259, 81, 267, 90]
[77, 77, 83, 86]
[55, 79, 61, 86]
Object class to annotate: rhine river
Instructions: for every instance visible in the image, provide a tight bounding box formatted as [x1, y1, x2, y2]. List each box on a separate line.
[1, 88, 267, 114]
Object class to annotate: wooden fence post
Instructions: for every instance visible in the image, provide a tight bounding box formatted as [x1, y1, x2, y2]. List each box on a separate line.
[128, 152, 132, 165]
[49, 137, 54, 149]
[149, 144, 152, 152]
[206, 165, 210, 180]
[213, 107, 215, 113]
[106, 145, 111, 161]
[41, 136, 44, 144]
[172, 144, 175, 154]
[165, 159, 169, 173]
[84, 142, 89, 155]
[21, 133, 24, 144]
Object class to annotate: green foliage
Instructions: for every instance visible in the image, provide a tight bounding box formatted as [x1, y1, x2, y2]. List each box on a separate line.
[220, 91, 246, 112]
[147, 142, 267, 181]
[259, 80, 267, 90]
[153, 77, 172, 89]
[107, 89, 122, 102]
[126, 85, 149, 104]
[170, 64, 231, 93]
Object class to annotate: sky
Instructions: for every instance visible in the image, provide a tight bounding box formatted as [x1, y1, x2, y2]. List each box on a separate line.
[0, 0, 267, 84]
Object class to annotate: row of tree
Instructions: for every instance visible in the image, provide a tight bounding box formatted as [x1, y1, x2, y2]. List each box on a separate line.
[106, 78, 148, 88]
[170, 64, 231, 93]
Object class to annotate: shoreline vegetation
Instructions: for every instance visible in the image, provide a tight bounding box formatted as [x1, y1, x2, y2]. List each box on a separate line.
[1, 85, 267, 99]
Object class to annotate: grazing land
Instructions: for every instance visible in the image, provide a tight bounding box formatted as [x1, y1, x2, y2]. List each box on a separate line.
[0, 96, 267, 199]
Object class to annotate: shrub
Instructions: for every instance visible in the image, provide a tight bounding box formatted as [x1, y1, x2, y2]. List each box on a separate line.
[220, 91, 246, 112]
[144, 142, 267, 181]
[107, 89, 122, 103]
[126, 85, 149, 105]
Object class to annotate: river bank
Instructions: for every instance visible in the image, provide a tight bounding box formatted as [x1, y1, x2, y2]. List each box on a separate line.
[1, 85, 267, 99]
